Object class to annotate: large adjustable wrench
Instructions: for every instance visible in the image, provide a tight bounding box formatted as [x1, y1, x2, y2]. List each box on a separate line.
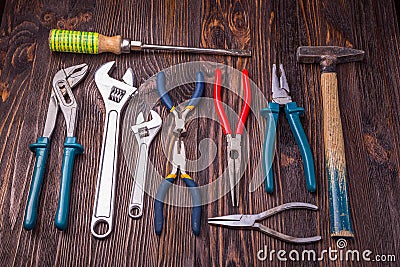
[129, 110, 162, 218]
[91, 61, 138, 238]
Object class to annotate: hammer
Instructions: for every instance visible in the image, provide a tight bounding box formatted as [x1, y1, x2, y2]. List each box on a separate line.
[297, 46, 364, 238]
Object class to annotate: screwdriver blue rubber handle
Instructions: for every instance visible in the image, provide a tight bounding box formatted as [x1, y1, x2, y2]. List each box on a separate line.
[260, 103, 279, 193]
[24, 137, 50, 230]
[54, 137, 84, 230]
[186, 71, 204, 109]
[157, 71, 174, 111]
[285, 102, 316, 192]
[154, 177, 201, 236]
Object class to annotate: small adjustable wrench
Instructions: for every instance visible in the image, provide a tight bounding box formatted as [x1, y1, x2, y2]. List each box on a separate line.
[129, 110, 162, 218]
[91, 61, 138, 238]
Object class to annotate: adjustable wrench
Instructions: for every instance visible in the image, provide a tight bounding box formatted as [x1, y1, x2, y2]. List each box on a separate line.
[91, 61, 138, 238]
[129, 110, 162, 218]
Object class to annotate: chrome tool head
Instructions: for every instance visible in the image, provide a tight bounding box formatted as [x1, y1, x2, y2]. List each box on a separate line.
[131, 110, 162, 144]
[170, 140, 187, 175]
[171, 109, 190, 135]
[226, 134, 242, 207]
[271, 64, 292, 105]
[208, 214, 255, 228]
[297, 46, 365, 71]
[45, 63, 88, 137]
[53, 63, 88, 91]
[94, 61, 137, 111]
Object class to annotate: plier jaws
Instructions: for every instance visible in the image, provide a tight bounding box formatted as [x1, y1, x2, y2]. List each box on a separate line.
[169, 140, 187, 176]
[55, 63, 89, 89]
[208, 202, 322, 244]
[52, 63, 89, 137]
[272, 64, 292, 105]
[156, 71, 204, 136]
[154, 140, 202, 236]
[226, 134, 242, 206]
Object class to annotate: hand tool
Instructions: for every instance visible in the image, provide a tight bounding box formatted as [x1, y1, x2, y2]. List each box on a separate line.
[156, 70, 204, 136]
[48, 29, 252, 57]
[24, 63, 88, 231]
[129, 110, 162, 219]
[154, 70, 204, 236]
[208, 202, 321, 244]
[260, 64, 316, 194]
[154, 141, 201, 236]
[297, 46, 365, 238]
[91, 61, 138, 238]
[213, 68, 251, 207]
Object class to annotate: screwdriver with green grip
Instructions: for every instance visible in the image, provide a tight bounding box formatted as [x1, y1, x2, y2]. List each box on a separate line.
[49, 29, 252, 57]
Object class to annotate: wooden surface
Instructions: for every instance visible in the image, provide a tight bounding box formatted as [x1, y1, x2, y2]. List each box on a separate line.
[1, 0, 400, 266]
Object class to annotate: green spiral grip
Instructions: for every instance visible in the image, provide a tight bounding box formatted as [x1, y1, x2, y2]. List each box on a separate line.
[285, 102, 317, 192]
[49, 29, 99, 54]
[24, 137, 50, 230]
[54, 137, 84, 230]
[260, 103, 279, 193]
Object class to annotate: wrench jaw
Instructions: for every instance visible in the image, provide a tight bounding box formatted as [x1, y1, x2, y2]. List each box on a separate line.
[131, 110, 162, 144]
[94, 61, 138, 112]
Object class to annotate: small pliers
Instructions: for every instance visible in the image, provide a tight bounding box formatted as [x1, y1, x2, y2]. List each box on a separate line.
[208, 202, 321, 244]
[260, 64, 316, 193]
[24, 63, 88, 230]
[156, 71, 204, 136]
[213, 68, 251, 207]
[154, 141, 202, 236]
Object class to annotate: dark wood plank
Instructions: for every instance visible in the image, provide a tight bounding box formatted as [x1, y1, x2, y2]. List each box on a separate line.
[0, 0, 399, 266]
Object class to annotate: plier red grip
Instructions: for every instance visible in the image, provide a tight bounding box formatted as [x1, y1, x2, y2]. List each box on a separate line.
[213, 68, 251, 206]
[214, 69, 251, 135]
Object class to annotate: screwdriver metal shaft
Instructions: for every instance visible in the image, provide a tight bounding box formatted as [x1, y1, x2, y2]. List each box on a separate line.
[49, 29, 252, 57]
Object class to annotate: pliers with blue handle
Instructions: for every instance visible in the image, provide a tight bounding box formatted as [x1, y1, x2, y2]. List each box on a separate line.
[154, 141, 201, 236]
[156, 71, 204, 136]
[155, 70, 204, 236]
[24, 63, 88, 230]
[260, 64, 316, 194]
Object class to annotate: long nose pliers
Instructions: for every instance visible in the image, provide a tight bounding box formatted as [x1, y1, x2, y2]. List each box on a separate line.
[260, 64, 316, 193]
[156, 71, 204, 136]
[213, 68, 251, 207]
[24, 63, 88, 230]
[154, 71, 204, 236]
[154, 141, 202, 236]
[208, 202, 321, 244]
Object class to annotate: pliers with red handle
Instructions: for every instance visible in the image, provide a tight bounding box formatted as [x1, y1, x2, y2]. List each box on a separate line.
[213, 68, 251, 207]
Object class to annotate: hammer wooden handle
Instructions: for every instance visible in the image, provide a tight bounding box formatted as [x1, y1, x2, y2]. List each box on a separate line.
[49, 29, 123, 54]
[321, 72, 354, 238]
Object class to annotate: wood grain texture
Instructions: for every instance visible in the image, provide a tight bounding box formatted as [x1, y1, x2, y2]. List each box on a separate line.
[321, 72, 353, 238]
[0, 0, 399, 266]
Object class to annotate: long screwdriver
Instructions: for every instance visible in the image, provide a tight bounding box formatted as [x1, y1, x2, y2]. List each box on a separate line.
[49, 29, 251, 57]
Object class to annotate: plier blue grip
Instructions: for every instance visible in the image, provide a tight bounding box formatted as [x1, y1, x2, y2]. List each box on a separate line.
[154, 141, 201, 236]
[260, 64, 316, 194]
[157, 71, 204, 112]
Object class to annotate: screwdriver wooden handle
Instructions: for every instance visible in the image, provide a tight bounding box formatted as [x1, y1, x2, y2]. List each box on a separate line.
[49, 29, 122, 54]
[321, 72, 354, 238]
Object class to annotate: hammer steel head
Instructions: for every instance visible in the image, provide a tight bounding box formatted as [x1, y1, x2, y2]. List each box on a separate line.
[297, 46, 364, 65]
